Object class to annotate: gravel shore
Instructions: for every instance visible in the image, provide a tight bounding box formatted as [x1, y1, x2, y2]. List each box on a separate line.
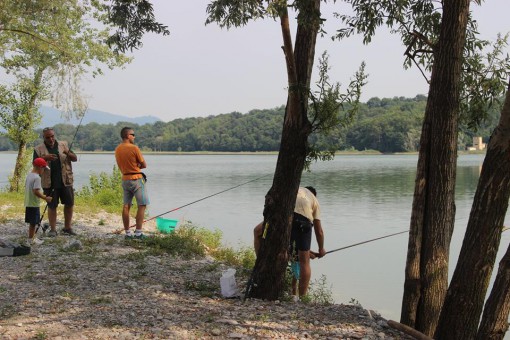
[0, 212, 414, 339]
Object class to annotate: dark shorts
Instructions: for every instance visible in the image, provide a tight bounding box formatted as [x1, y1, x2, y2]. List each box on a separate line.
[25, 207, 41, 225]
[44, 186, 74, 209]
[289, 213, 313, 254]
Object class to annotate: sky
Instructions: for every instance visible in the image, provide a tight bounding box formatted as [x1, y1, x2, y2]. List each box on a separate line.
[76, 1, 509, 121]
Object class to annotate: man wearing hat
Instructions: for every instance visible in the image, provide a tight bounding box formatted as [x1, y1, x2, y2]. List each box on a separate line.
[25, 158, 53, 244]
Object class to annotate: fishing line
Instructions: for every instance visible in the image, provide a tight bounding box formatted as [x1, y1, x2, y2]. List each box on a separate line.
[125, 173, 272, 230]
[311, 230, 409, 256]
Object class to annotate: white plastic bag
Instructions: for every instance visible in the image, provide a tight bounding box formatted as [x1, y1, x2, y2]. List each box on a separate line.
[220, 268, 238, 298]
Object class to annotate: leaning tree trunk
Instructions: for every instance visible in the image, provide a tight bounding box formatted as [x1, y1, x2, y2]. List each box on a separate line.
[248, 0, 320, 300]
[400, 1, 470, 336]
[436, 81, 510, 339]
[476, 242, 510, 340]
[477, 243, 510, 340]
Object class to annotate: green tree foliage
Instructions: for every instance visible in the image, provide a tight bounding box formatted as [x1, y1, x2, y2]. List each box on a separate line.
[336, 1, 509, 132]
[14, 94, 501, 154]
[103, 0, 170, 53]
[0, 0, 131, 191]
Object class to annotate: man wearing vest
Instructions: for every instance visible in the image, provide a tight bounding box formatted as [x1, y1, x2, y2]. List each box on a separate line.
[34, 127, 78, 237]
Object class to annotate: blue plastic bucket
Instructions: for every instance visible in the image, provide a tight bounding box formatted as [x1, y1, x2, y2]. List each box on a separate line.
[156, 217, 178, 234]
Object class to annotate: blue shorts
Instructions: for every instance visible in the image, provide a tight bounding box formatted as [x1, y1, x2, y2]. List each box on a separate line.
[25, 207, 41, 225]
[122, 178, 150, 206]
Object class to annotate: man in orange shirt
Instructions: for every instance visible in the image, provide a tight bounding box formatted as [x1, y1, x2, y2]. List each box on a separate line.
[115, 127, 150, 239]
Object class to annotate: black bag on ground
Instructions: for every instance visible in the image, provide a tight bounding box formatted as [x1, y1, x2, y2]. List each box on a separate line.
[0, 238, 31, 257]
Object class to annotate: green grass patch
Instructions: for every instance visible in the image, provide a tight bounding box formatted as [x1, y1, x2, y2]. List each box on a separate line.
[90, 295, 113, 305]
[129, 222, 221, 259]
[211, 246, 255, 270]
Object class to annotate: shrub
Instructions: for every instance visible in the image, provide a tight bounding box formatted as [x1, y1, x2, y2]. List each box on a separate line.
[77, 166, 123, 210]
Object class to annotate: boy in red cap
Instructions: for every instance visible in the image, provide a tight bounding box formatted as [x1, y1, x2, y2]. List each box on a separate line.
[24, 158, 53, 245]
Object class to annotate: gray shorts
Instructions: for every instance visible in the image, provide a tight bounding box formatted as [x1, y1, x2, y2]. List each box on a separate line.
[122, 179, 150, 206]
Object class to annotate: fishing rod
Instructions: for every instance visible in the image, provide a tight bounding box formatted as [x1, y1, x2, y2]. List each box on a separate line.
[67, 108, 86, 152]
[311, 230, 409, 257]
[119, 173, 272, 232]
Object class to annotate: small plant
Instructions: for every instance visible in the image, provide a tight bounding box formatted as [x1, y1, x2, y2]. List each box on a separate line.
[61, 291, 76, 299]
[200, 262, 221, 272]
[307, 275, 334, 305]
[34, 331, 49, 340]
[98, 219, 105, 226]
[58, 275, 75, 285]
[349, 298, 362, 307]
[255, 313, 271, 322]
[125, 251, 147, 261]
[185, 280, 217, 297]
[90, 296, 113, 304]
[0, 304, 16, 318]
[299, 294, 312, 304]
[23, 271, 37, 282]
[211, 245, 255, 269]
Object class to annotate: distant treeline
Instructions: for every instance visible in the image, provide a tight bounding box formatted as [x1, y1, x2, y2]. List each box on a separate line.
[0, 95, 501, 153]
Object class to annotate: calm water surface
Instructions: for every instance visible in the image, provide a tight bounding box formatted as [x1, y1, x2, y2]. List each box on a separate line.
[1, 152, 508, 321]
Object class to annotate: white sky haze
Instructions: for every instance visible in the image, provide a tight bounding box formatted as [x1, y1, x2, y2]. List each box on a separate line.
[77, 0, 509, 121]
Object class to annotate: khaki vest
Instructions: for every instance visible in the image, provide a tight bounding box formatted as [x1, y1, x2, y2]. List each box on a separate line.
[34, 141, 74, 188]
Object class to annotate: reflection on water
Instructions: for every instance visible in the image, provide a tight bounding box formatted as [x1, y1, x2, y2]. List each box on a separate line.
[1, 152, 508, 322]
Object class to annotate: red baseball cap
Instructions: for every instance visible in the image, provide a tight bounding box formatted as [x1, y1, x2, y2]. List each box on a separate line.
[33, 158, 50, 170]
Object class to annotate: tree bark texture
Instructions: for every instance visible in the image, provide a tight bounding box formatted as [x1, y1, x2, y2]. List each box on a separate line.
[10, 142, 27, 192]
[477, 244, 510, 340]
[400, 1, 470, 336]
[436, 83, 510, 339]
[249, 0, 320, 300]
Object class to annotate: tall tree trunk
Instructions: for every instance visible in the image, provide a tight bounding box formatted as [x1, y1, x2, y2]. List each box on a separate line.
[9, 142, 27, 192]
[400, 1, 470, 336]
[436, 82, 510, 339]
[9, 67, 44, 192]
[249, 0, 320, 300]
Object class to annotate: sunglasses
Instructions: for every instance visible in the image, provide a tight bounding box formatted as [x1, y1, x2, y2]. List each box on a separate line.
[129, 133, 135, 136]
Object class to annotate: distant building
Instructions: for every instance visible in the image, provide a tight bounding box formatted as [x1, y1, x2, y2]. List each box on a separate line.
[468, 136, 486, 151]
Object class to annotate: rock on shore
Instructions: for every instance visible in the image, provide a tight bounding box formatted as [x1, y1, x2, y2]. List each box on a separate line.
[0, 213, 414, 339]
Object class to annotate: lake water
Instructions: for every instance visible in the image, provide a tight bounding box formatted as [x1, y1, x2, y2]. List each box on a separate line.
[1, 152, 509, 322]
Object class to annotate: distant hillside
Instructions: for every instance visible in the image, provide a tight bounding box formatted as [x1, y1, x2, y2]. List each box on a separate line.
[0, 95, 500, 153]
[38, 106, 161, 127]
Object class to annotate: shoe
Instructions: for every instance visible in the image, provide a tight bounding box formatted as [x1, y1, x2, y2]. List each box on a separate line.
[133, 233, 147, 240]
[31, 238, 44, 245]
[42, 223, 50, 233]
[47, 230, 57, 237]
[61, 228, 77, 236]
[124, 234, 134, 240]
